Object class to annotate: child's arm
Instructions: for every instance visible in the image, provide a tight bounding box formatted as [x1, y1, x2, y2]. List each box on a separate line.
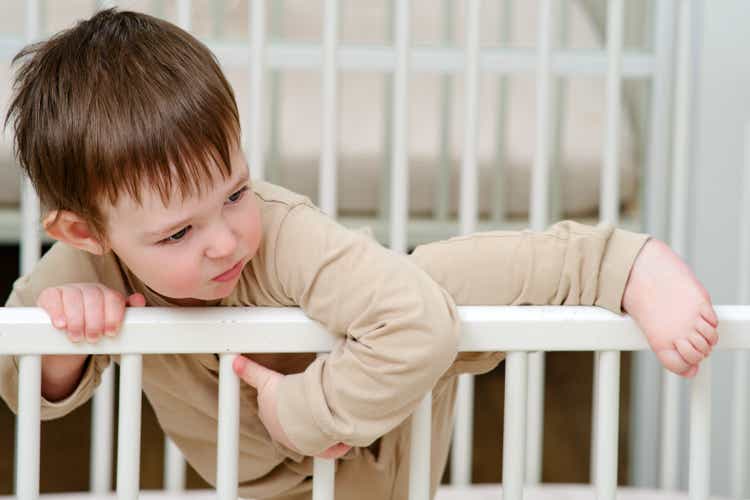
[410, 220, 717, 378]
[34, 284, 145, 401]
[251, 203, 461, 457]
[0, 243, 128, 418]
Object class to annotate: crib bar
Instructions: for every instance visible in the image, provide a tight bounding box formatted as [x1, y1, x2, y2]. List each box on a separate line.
[176, 0, 191, 30]
[450, 0, 481, 488]
[600, 0, 624, 225]
[319, 0, 338, 216]
[90, 366, 115, 493]
[249, 0, 267, 180]
[660, 372, 680, 489]
[116, 354, 143, 499]
[490, 0, 512, 223]
[20, 1, 41, 277]
[388, 0, 410, 254]
[458, 0, 480, 236]
[594, 351, 621, 500]
[451, 374, 473, 485]
[15, 355, 41, 500]
[164, 438, 186, 491]
[670, 0, 693, 257]
[731, 352, 748, 499]
[526, 0, 552, 490]
[502, 352, 528, 500]
[409, 393, 432, 500]
[689, 360, 711, 500]
[216, 354, 240, 499]
[734, 123, 750, 499]
[312, 352, 336, 499]
[312, 457, 335, 500]
[434, 0, 453, 222]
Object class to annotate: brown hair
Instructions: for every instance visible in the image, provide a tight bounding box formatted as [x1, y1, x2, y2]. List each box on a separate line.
[3, 8, 241, 242]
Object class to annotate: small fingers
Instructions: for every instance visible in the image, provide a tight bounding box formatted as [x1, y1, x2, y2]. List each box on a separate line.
[103, 288, 126, 338]
[78, 285, 105, 343]
[316, 443, 351, 460]
[61, 287, 85, 342]
[37, 288, 66, 329]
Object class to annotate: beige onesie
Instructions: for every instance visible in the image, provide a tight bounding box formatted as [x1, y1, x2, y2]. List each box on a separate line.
[0, 181, 649, 499]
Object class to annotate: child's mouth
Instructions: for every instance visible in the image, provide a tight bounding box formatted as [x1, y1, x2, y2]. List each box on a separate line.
[212, 259, 244, 282]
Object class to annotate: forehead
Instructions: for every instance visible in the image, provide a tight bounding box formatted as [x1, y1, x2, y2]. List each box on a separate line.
[104, 148, 248, 225]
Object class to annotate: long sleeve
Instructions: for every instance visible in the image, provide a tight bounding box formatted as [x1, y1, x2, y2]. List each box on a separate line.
[270, 203, 460, 455]
[409, 220, 650, 377]
[0, 243, 115, 419]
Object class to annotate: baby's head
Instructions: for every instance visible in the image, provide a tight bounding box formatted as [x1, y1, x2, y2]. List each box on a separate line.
[4, 8, 262, 304]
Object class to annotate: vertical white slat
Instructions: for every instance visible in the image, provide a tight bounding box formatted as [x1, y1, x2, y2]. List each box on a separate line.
[732, 123, 750, 499]
[688, 360, 711, 500]
[164, 438, 186, 491]
[632, 0, 676, 489]
[15, 355, 41, 500]
[450, 375, 473, 486]
[20, 0, 41, 277]
[526, 0, 552, 487]
[502, 352, 528, 500]
[96, 0, 116, 10]
[319, 0, 339, 216]
[435, 0, 454, 222]
[312, 352, 335, 500]
[662, 0, 694, 489]
[600, 0, 624, 225]
[660, 372, 681, 490]
[378, 0, 395, 226]
[458, 0, 481, 237]
[216, 354, 239, 499]
[249, 0, 267, 181]
[409, 393, 432, 500]
[731, 351, 748, 499]
[548, 0, 569, 224]
[176, 0, 191, 30]
[389, 0, 410, 254]
[592, 0, 625, 484]
[490, 0, 513, 223]
[90, 366, 115, 493]
[450, 0, 481, 489]
[17, 5, 41, 498]
[594, 351, 621, 500]
[267, 0, 284, 185]
[116, 354, 142, 499]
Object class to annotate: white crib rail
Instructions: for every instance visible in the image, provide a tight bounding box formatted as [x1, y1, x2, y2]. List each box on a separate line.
[5, 305, 745, 499]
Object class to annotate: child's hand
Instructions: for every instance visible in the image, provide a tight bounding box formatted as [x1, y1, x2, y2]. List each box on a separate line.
[36, 284, 146, 343]
[233, 355, 352, 459]
[622, 239, 719, 378]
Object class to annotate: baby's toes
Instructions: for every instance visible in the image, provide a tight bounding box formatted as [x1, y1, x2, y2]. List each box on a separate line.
[688, 331, 711, 356]
[695, 316, 718, 346]
[656, 349, 693, 376]
[675, 338, 704, 365]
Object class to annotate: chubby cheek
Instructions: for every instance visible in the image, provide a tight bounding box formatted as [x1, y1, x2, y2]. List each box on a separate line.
[125, 248, 204, 299]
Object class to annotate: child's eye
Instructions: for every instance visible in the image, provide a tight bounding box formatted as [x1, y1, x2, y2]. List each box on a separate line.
[227, 186, 249, 204]
[161, 226, 191, 244]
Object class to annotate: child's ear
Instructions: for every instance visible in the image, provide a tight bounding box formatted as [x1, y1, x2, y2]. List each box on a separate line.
[42, 210, 107, 255]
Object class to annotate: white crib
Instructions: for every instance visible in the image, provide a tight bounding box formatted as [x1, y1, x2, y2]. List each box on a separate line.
[2, 305, 748, 500]
[3, 0, 747, 498]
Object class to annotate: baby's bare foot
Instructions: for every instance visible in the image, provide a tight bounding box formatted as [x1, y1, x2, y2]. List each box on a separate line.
[622, 239, 719, 377]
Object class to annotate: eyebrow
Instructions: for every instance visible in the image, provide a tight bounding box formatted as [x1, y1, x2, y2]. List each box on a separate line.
[143, 173, 250, 239]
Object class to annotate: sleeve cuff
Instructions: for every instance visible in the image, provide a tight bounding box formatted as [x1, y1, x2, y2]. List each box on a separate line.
[276, 370, 339, 456]
[595, 228, 651, 314]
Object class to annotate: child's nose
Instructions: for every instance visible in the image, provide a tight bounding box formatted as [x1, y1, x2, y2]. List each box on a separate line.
[205, 223, 238, 259]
